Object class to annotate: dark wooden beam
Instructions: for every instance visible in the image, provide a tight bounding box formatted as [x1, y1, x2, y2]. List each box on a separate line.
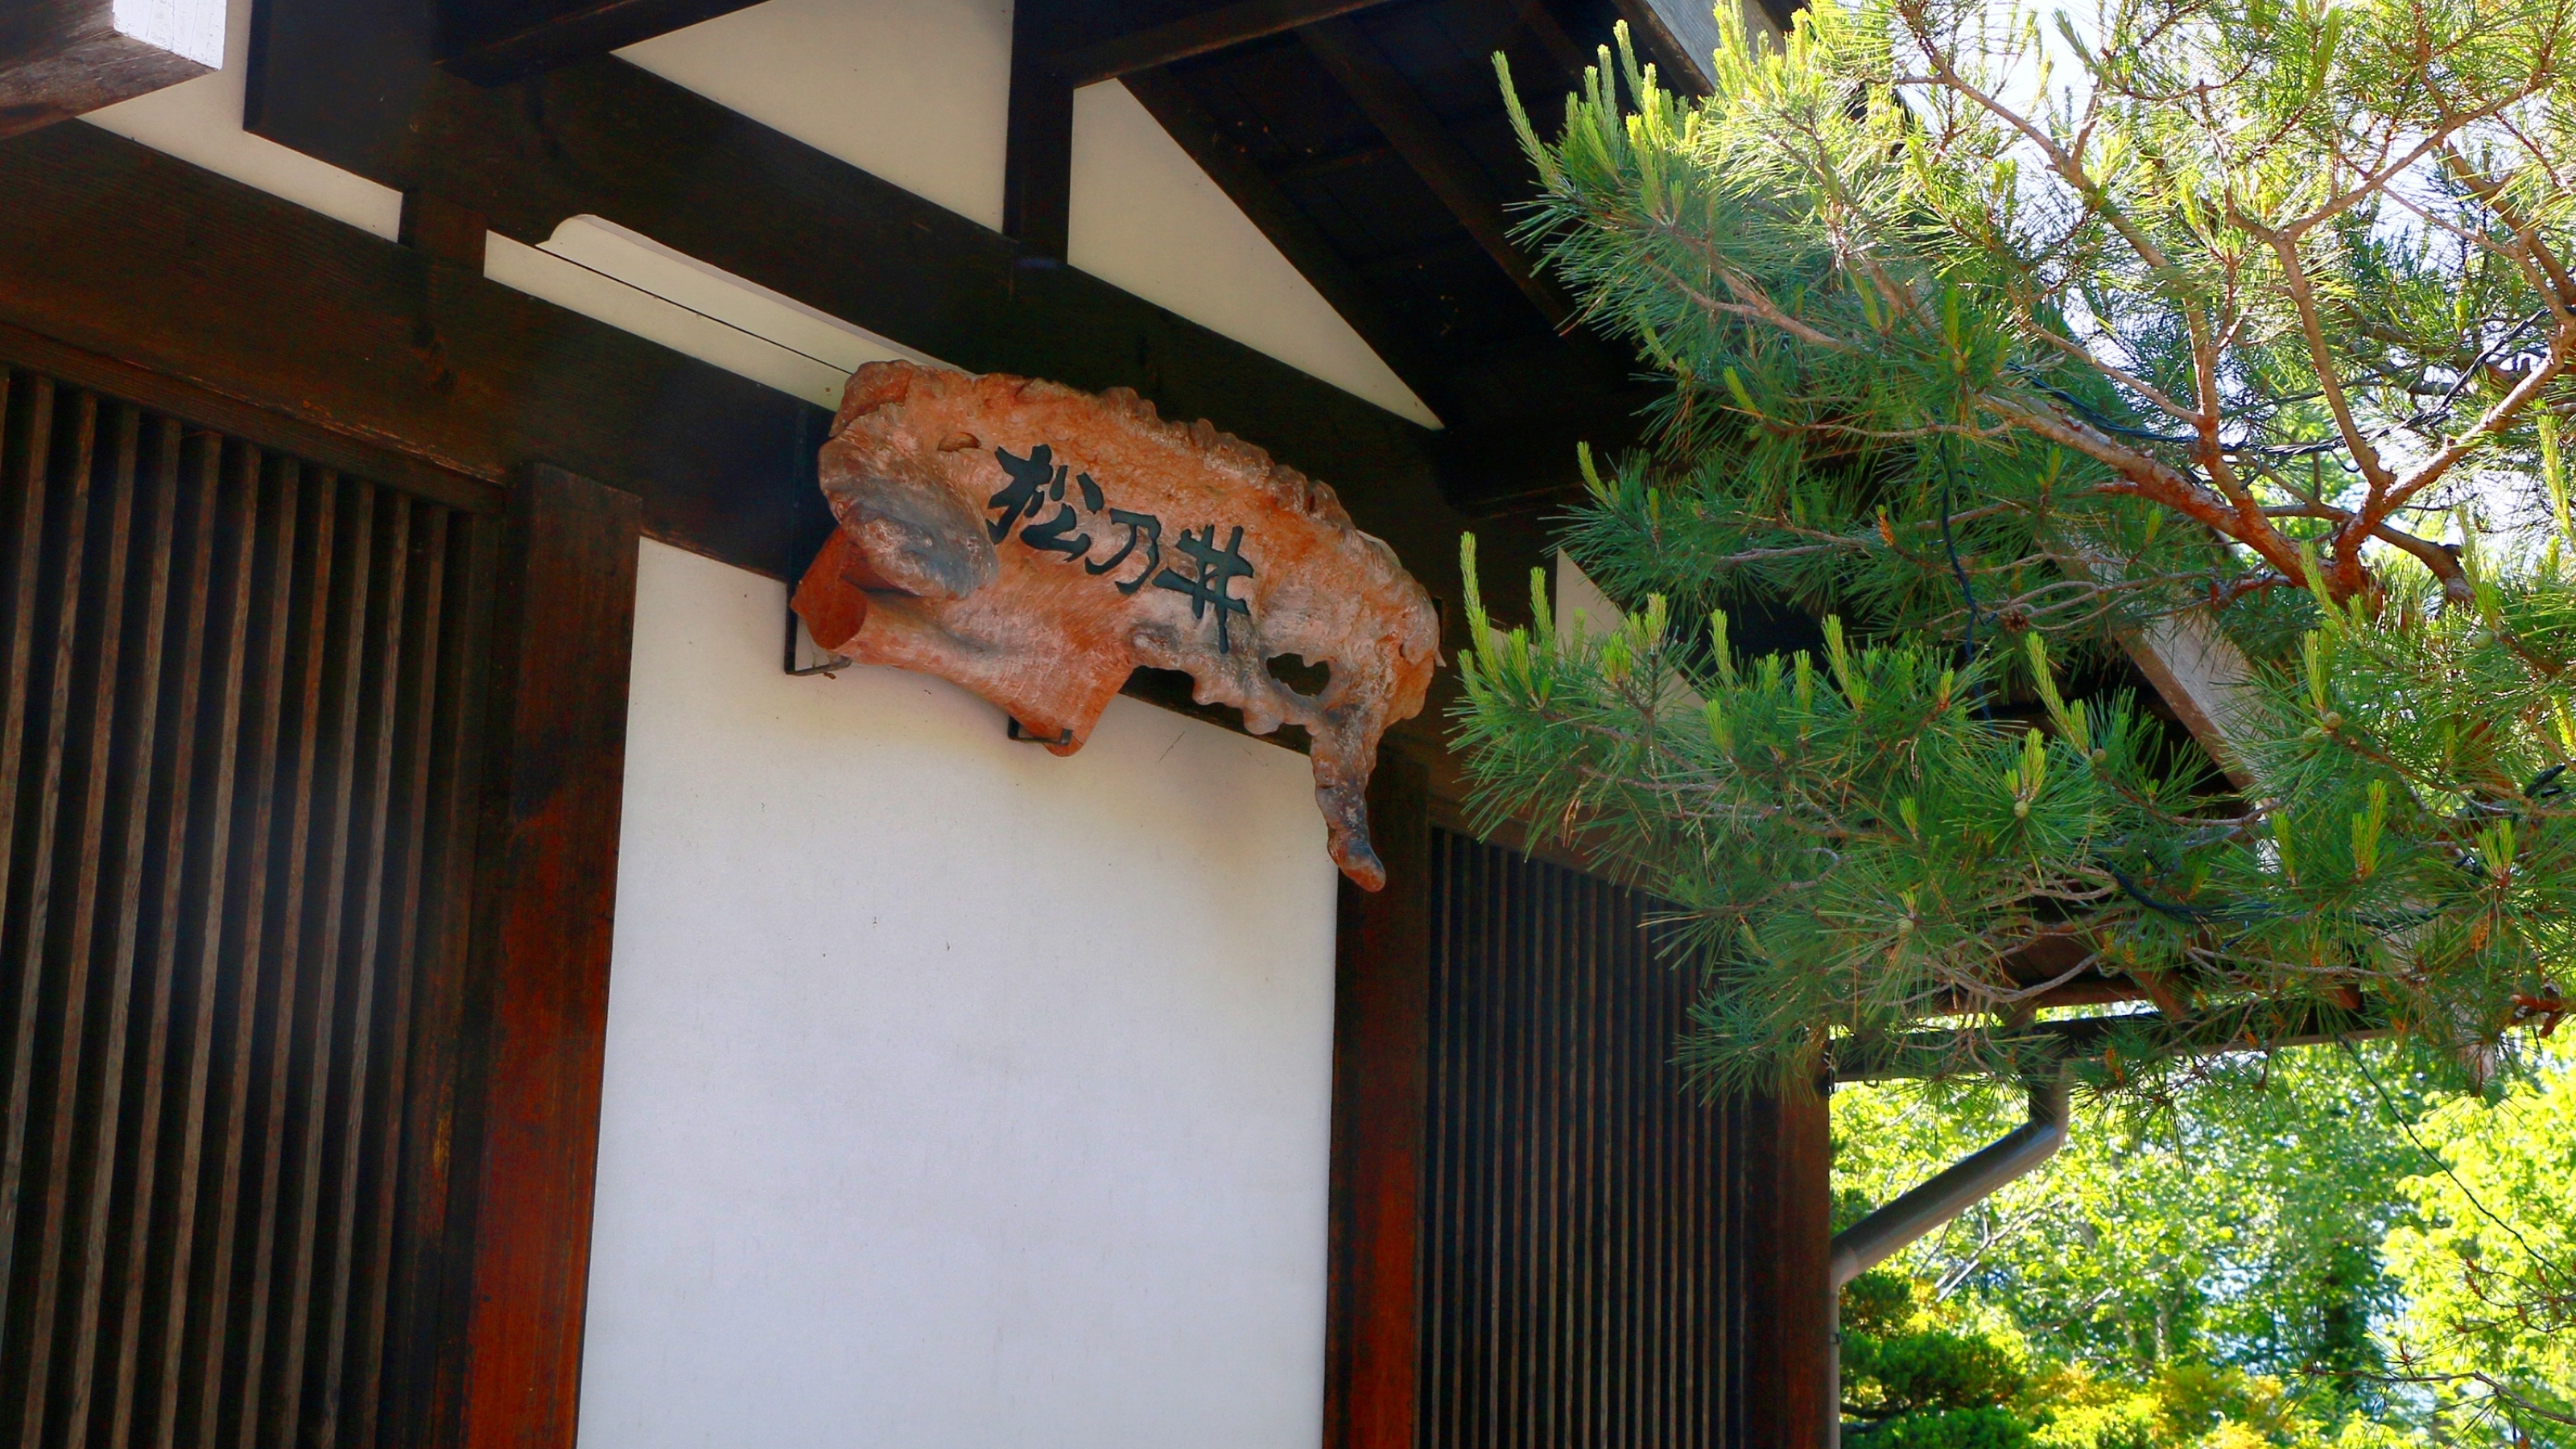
[0, 0, 223, 138]
[444, 464, 640, 1449]
[1323, 753, 1430, 1449]
[1003, 1, 1076, 260]
[436, 0, 771, 85]
[1051, 0, 1399, 87]
[0, 109, 1557, 736]
[0, 121, 832, 579]
[1121, 67, 1455, 424]
[400, 191, 489, 270]
[1503, 0, 1596, 82]
[240, 0, 1558, 591]
[1296, 17, 1576, 330]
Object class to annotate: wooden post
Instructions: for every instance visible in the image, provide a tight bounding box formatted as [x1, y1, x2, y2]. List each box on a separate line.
[1322, 753, 1430, 1449]
[1743, 1078, 1835, 1449]
[443, 464, 639, 1449]
[1001, 2, 1075, 262]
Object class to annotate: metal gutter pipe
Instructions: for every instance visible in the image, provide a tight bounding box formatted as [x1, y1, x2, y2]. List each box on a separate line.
[1827, 1071, 2070, 1446]
[1831, 1071, 2070, 1290]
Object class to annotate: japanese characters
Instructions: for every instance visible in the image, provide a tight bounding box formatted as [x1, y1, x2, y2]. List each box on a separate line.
[791, 362, 1439, 890]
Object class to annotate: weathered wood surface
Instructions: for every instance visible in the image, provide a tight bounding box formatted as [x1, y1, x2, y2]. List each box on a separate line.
[1323, 757, 1430, 1449]
[447, 465, 638, 1449]
[436, 0, 771, 85]
[0, 122, 833, 580]
[0, 0, 223, 138]
[794, 362, 1440, 889]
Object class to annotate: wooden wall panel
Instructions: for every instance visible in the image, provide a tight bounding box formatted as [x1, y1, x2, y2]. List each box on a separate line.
[0, 360, 495, 1447]
[1385, 828, 1830, 1449]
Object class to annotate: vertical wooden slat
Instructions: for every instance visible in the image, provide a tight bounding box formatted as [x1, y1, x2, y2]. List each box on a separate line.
[2, 378, 72, 1351]
[160, 439, 267, 1449]
[23, 396, 129, 1447]
[191, 445, 300, 1449]
[234, 460, 340, 1449]
[108, 424, 220, 1449]
[274, 476, 374, 1449]
[68, 410, 174, 1449]
[342, 503, 446, 1449]
[447, 464, 639, 1449]
[373, 511, 493, 1449]
[0, 369, 30, 897]
[309, 493, 411, 1448]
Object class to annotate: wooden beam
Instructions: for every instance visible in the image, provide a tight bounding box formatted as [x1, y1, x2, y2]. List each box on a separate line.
[1120, 67, 1455, 423]
[1607, 0, 1724, 93]
[1323, 753, 1430, 1449]
[446, 464, 640, 1449]
[399, 190, 489, 270]
[0, 122, 835, 581]
[1002, 0, 1075, 260]
[0, 0, 224, 138]
[436, 0, 771, 85]
[1296, 17, 1576, 329]
[1501, 0, 1596, 82]
[1051, 0, 1399, 87]
[242, 0, 1558, 587]
[0, 112, 1558, 739]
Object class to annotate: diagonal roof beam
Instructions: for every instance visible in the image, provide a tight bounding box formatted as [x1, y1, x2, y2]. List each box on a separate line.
[1295, 17, 1577, 331]
[1121, 67, 1459, 424]
[1051, 0, 1404, 87]
[1012, 0, 1404, 260]
[436, 0, 773, 85]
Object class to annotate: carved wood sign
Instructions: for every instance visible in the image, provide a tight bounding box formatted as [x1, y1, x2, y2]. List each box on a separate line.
[792, 362, 1439, 890]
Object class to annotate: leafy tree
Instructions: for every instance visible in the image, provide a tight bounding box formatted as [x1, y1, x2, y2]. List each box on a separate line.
[1834, 1043, 2575, 1443]
[1455, 0, 2576, 1096]
[2380, 1046, 2576, 1443]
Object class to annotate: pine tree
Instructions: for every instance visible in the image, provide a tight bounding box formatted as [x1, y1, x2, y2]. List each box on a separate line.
[1456, 0, 2576, 1097]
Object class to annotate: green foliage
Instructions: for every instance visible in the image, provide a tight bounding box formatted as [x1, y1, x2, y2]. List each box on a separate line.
[2381, 1050, 2576, 1443]
[1851, 1326, 2033, 1414]
[1835, 1043, 2576, 1443]
[1856, 1406, 2038, 1449]
[1455, 0, 2576, 1094]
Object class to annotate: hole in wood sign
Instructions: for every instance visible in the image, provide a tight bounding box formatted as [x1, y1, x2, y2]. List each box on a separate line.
[792, 362, 1440, 890]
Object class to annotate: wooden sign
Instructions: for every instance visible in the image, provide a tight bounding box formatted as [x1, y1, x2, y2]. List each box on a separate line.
[793, 362, 1439, 890]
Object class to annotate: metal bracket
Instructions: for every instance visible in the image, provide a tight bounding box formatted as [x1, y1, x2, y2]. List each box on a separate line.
[1005, 718, 1075, 746]
[783, 602, 855, 677]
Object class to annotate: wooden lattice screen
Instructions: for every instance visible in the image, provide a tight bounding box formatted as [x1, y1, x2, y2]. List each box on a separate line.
[1420, 829, 1786, 1449]
[0, 362, 495, 1449]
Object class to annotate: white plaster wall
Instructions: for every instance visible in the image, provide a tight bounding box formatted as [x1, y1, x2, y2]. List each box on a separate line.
[619, 0, 1437, 425]
[582, 541, 1341, 1449]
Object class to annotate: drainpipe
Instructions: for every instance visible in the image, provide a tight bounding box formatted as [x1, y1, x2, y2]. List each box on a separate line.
[1826, 1070, 2070, 1447]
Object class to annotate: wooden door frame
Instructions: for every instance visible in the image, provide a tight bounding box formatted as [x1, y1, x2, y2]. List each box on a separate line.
[431, 464, 640, 1449]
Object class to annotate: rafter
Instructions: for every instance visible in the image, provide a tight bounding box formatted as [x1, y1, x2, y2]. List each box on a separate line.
[1051, 0, 1401, 87]
[435, 0, 770, 85]
[1122, 67, 1457, 424]
[1296, 17, 1577, 329]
